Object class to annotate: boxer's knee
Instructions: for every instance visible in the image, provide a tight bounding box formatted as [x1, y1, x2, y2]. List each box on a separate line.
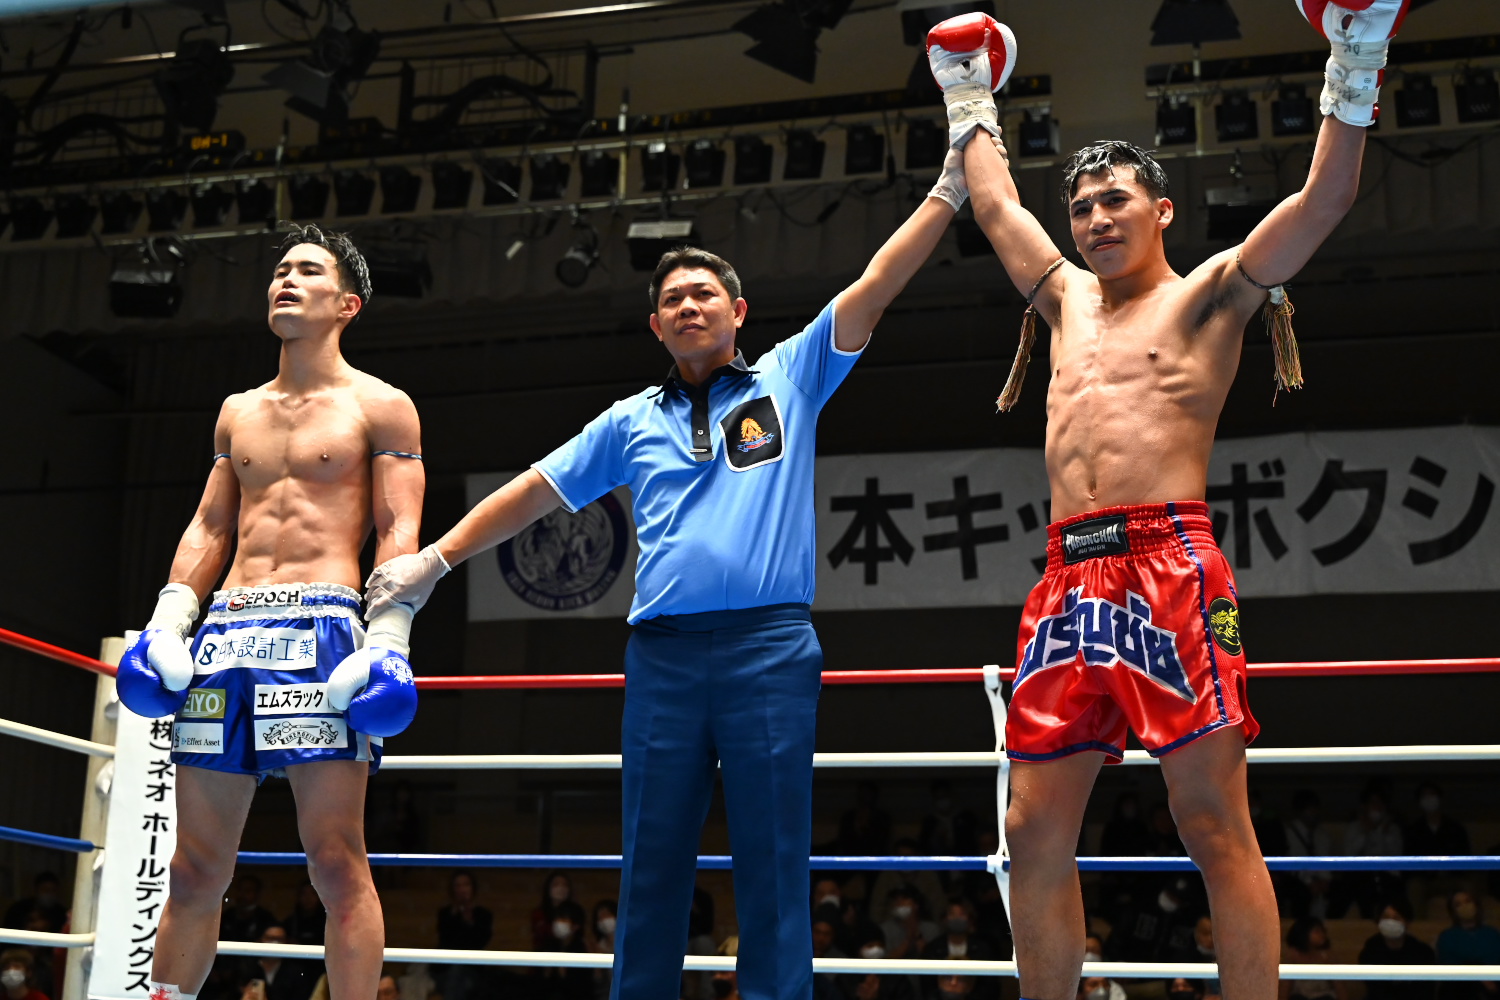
[304, 835, 373, 908]
[169, 841, 235, 909]
[1172, 795, 1258, 871]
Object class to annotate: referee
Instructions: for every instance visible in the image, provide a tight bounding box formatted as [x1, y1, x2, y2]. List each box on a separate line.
[365, 151, 971, 1000]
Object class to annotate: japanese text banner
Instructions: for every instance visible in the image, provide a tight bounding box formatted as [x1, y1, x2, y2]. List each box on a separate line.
[88, 700, 177, 999]
[465, 426, 1500, 619]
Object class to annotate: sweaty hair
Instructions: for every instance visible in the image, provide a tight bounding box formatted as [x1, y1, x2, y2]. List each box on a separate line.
[1060, 140, 1170, 205]
[277, 223, 373, 321]
[648, 246, 742, 308]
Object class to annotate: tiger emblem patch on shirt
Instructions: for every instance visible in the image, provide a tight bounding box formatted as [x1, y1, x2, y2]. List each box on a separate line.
[720, 395, 785, 471]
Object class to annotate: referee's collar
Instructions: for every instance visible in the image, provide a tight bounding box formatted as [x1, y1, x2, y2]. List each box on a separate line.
[651, 350, 756, 401]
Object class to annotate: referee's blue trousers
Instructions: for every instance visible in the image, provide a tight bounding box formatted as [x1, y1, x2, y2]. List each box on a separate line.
[611, 603, 822, 1000]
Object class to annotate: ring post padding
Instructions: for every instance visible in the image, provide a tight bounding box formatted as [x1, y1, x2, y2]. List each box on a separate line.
[981, 663, 1013, 946]
[65, 638, 122, 1000]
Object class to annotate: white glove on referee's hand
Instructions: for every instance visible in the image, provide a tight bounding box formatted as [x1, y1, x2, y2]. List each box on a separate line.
[365, 543, 451, 618]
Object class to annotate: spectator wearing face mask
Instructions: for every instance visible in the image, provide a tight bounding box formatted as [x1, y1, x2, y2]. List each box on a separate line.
[1186, 917, 1222, 999]
[589, 899, 618, 1000]
[1436, 891, 1500, 1000]
[2, 875, 65, 933]
[1404, 784, 1470, 857]
[1359, 899, 1436, 1000]
[879, 887, 939, 961]
[1165, 978, 1206, 1000]
[238, 924, 316, 1000]
[533, 872, 577, 950]
[1279, 916, 1346, 1000]
[1077, 978, 1127, 1000]
[1337, 785, 1407, 918]
[537, 902, 591, 1000]
[0, 949, 48, 1000]
[868, 843, 946, 925]
[841, 928, 914, 1000]
[1084, 934, 1105, 966]
[1284, 791, 1335, 919]
[1104, 879, 1199, 963]
[813, 917, 847, 1000]
[437, 870, 493, 1000]
[921, 901, 995, 1000]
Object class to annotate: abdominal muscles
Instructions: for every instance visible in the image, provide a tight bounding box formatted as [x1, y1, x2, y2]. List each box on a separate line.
[225, 474, 371, 590]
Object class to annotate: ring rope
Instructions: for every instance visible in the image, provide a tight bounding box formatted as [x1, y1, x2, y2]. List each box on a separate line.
[0, 824, 95, 853]
[0, 928, 96, 948]
[0, 717, 115, 758]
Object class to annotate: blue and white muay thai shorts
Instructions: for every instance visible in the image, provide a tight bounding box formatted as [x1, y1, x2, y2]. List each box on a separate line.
[170, 582, 382, 780]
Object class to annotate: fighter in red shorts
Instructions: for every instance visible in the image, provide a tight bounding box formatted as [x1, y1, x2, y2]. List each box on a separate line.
[927, 3, 1410, 1000]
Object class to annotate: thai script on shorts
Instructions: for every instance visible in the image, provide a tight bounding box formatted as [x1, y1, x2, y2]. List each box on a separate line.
[1017, 586, 1195, 702]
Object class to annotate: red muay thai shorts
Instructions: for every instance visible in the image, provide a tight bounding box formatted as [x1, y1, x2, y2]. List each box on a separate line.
[1006, 501, 1259, 762]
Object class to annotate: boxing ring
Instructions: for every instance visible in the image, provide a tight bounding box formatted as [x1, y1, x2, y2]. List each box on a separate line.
[3, 624, 1500, 995]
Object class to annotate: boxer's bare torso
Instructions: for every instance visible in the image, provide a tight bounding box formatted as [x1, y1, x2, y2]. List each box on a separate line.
[1043, 253, 1254, 521]
[216, 371, 417, 590]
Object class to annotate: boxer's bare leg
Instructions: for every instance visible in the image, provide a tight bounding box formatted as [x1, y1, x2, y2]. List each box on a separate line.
[1006, 752, 1105, 1000]
[288, 760, 383, 1000]
[155, 767, 257, 991]
[1161, 725, 1278, 1000]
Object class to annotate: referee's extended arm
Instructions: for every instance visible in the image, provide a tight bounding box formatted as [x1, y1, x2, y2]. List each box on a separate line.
[435, 468, 563, 567]
[833, 193, 957, 353]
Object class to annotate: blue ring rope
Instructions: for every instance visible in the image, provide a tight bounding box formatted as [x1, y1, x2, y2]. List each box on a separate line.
[0, 825, 96, 853]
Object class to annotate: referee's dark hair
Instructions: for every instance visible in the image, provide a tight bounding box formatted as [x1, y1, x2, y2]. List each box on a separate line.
[277, 223, 373, 322]
[649, 246, 742, 308]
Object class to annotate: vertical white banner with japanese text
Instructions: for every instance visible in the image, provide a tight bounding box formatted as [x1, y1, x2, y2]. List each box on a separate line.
[464, 426, 1500, 619]
[88, 705, 177, 1000]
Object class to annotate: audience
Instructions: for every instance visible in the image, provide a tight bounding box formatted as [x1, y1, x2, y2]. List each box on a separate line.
[868, 842, 946, 925]
[712, 937, 741, 1000]
[1105, 878, 1199, 963]
[918, 780, 978, 891]
[436, 870, 492, 1000]
[814, 914, 848, 1000]
[921, 899, 995, 1000]
[537, 901, 591, 1000]
[376, 974, 399, 1000]
[1284, 790, 1336, 918]
[0, 949, 48, 1000]
[1077, 978, 1126, 1000]
[1, 875, 65, 933]
[222, 875, 280, 942]
[842, 927, 915, 1000]
[591, 898, 618, 1000]
[396, 964, 435, 1000]
[1436, 890, 1500, 1000]
[532, 872, 578, 950]
[1358, 898, 1437, 1000]
[1405, 784, 1471, 857]
[879, 885, 939, 961]
[283, 881, 326, 947]
[1280, 916, 1346, 1000]
[239, 924, 315, 1000]
[1338, 784, 1407, 918]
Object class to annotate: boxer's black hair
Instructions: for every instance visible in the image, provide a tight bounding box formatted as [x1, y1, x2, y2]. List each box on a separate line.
[649, 246, 742, 307]
[1060, 140, 1170, 205]
[277, 223, 373, 322]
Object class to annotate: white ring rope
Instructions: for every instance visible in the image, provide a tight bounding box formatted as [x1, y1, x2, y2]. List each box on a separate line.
[0, 928, 96, 947]
[0, 717, 114, 758]
[206, 943, 1500, 980]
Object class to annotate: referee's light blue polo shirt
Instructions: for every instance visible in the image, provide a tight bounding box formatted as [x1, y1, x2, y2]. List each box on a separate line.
[532, 299, 862, 623]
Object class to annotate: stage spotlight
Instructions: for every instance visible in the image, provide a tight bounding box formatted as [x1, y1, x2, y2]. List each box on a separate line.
[236, 179, 275, 226]
[155, 38, 235, 132]
[430, 162, 474, 210]
[333, 170, 375, 216]
[100, 191, 143, 235]
[642, 142, 681, 191]
[556, 228, 600, 288]
[9, 197, 50, 240]
[1017, 110, 1058, 157]
[736, 4, 819, 83]
[54, 194, 97, 238]
[627, 219, 696, 272]
[844, 124, 885, 175]
[288, 174, 330, 218]
[784, 129, 826, 180]
[1156, 97, 1197, 145]
[530, 155, 570, 201]
[145, 189, 187, 232]
[365, 240, 432, 299]
[1456, 69, 1500, 123]
[110, 263, 182, 317]
[481, 159, 522, 205]
[1150, 0, 1240, 46]
[685, 140, 726, 188]
[578, 151, 619, 198]
[904, 119, 945, 170]
[1395, 73, 1440, 128]
[1271, 84, 1316, 136]
[1215, 90, 1258, 142]
[265, 21, 379, 125]
[380, 166, 422, 213]
[733, 135, 774, 185]
[190, 184, 235, 227]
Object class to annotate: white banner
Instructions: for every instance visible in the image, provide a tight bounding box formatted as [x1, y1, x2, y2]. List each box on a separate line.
[465, 426, 1500, 619]
[88, 698, 178, 1000]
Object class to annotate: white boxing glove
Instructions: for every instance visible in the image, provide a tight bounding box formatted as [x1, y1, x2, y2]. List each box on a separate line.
[117, 583, 199, 718]
[1295, 0, 1411, 126]
[926, 12, 1018, 149]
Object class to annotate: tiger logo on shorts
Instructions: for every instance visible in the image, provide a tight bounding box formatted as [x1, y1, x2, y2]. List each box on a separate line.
[1208, 597, 1241, 656]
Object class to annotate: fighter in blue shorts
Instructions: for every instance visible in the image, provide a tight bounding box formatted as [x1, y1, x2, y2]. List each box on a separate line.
[114, 225, 424, 1000]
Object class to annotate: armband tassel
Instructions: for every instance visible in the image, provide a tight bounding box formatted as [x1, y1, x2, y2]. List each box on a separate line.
[998, 257, 1066, 413]
[1237, 251, 1304, 402]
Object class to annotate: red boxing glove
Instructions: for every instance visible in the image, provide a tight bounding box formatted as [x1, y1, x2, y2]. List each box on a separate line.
[1295, 0, 1411, 126]
[927, 12, 1018, 148]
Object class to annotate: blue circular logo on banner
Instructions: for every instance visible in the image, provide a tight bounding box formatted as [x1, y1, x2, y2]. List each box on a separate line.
[497, 492, 628, 611]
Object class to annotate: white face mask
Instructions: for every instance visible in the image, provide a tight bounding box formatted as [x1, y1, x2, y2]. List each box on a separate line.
[948, 940, 967, 958]
[1379, 919, 1406, 940]
[1196, 944, 1215, 957]
[553, 920, 574, 941]
[1083, 951, 1102, 964]
[891, 904, 913, 920]
[860, 945, 886, 960]
[1, 971, 26, 990]
[1088, 987, 1109, 1000]
[1157, 892, 1179, 914]
[818, 895, 840, 909]
[598, 917, 616, 936]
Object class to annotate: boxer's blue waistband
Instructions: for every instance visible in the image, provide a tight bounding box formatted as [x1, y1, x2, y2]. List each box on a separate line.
[635, 602, 812, 634]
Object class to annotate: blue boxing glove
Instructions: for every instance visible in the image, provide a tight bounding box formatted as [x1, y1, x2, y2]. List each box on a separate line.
[118, 583, 200, 719]
[327, 605, 418, 738]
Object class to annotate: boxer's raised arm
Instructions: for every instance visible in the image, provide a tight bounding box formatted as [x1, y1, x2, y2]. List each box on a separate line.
[835, 190, 958, 351]
[166, 400, 241, 601]
[369, 388, 425, 566]
[965, 135, 1073, 325]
